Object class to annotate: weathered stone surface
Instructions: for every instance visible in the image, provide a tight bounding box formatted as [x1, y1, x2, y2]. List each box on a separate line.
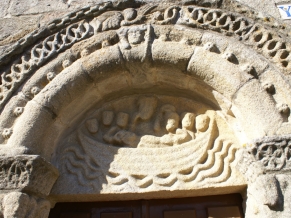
[0, 0, 10, 18]
[188, 46, 250, 99]
[0, 155, 59, 196]
[50, 96, 245, 199]
[0, 16, 40, 44]
[2, 192, 50, 218]
[243, 173, 291, 217]
[8, 0, 68, 16]
[237, 142, 291, 217]
[249, 134, 291, 171]
[1, 1, 291, 217]
[236, 0, 280, 19]
[233, 79, 284, 139]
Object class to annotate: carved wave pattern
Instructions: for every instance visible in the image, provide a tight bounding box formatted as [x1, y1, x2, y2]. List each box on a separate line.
[177, 138, 237, 184]
[107, 139, 237, 189]
[62, 145, 102, 189]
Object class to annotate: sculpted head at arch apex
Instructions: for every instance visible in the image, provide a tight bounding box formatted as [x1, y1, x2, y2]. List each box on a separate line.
[1, 3, 291, 156]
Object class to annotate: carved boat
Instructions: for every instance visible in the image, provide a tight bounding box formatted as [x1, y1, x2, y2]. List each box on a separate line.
[78, 117, 218, 176]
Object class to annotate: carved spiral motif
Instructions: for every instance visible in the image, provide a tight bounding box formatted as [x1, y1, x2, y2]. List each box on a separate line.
[0, 3, 290, 111]
[0, 21, 91, 106]
[250, 136, 291, 170]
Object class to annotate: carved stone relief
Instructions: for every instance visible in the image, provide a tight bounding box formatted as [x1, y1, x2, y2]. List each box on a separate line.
[0, 155, 59, 196]
[250, 135, 291, 171]
[1, 1, 291, 217]
[51, 95, 244, 196]
[0, 156, 58, 217]
[0, 1, 291, 153]
[1, 1, 291, 113]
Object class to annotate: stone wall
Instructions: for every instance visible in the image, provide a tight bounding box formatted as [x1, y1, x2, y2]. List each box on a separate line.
[0, 0, 291, 54]
[1, 0, 291, 217]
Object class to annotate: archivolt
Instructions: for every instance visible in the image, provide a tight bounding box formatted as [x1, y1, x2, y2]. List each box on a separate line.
[0, 1, 291, 160]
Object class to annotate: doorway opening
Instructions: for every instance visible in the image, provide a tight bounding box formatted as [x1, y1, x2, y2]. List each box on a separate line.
[49, 193, 244, 218]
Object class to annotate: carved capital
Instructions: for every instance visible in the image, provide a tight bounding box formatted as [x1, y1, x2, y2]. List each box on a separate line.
[237, 147, 284, 212]
[0, 155, 59, 196]
[249, 134, 291, 172]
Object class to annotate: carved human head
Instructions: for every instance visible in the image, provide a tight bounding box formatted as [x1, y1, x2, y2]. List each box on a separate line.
[181, 112, 195, 130]
[196, 114, 210, 132]
[128, 26, 146, 45]
[116, 112, 129, 128]
[102, 111, 114, 126]
[85, 118, 99, 134]
[165, 112, 179, 133]
[128, 30, 143, 44]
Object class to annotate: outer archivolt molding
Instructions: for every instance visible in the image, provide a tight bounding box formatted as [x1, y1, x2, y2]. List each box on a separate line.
[0, 1, 136, 66]
[1, 1, 291, 111]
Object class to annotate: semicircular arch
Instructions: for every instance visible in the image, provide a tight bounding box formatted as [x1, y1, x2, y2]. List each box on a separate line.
[0, 21, 290, 158]
[1, 2, 291, 217]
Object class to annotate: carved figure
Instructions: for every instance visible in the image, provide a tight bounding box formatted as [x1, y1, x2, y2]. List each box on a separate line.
[85, 119, 99, 134]
[112, 130, 139, 147]
[103, 112, 138, 147]
[132, 97, 158, 128]
[118, 25, 147, 49]
[102, 111, 114, 126]
[138, 111, 195, 147]
[87, 102, 199, 148]
[128, 26, 146, 44]
[165, 111, 179, 134]
[160, 112, 193, 146]
[56, 100, 239, 197]
[138, 111, 179, 147]
[196, 114, 210, 133]
[176, 112, 195, 140]
[153, 104, 177, 135]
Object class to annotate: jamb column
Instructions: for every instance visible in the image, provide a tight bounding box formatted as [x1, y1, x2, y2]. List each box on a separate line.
[0, 155, 59, 218]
